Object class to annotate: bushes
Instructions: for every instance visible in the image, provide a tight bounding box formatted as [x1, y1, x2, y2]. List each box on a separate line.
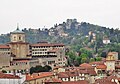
[30, 65, 52, 74]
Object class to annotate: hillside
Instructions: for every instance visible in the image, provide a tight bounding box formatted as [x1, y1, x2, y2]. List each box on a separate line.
[0, 19, 120, 55]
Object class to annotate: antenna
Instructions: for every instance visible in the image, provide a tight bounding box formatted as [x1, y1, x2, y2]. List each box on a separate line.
[17, 23, 19, 30]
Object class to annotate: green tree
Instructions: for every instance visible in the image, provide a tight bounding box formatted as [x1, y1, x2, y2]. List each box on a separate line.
[44, 65, 52, 72]
[81, 57, 87, 63]
[95, 57, 102, 61]
[90, 58, 95, 62]
[30, 67, 35, 74]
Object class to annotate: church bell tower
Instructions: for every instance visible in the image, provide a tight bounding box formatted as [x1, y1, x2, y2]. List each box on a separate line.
[9, 24, 30, 59]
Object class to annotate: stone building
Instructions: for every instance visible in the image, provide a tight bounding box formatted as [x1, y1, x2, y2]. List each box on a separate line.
[0, 53, 11, 69]
[9, 27, 30, 59]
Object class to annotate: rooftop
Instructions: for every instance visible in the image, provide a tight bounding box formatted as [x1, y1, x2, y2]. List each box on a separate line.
[96, 64, 107, 70]
[44, 78, 62, 83]
[0, 44, 10, 49]
[0, 72, 20, 79]
[80, 63, 92, 68]
[31, 43, 65, 47]
[11, 28, 24, 34]
[26, 72, 53, 81]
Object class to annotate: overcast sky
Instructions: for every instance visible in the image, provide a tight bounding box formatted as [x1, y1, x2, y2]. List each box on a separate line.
[0, 0, 120, 34]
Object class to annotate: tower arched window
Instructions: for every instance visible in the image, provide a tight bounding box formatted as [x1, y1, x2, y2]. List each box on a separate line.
[19, 36, 21, 40]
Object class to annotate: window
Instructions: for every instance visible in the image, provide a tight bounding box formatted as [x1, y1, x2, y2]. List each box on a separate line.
[19, 36, 21, 40]
[13, 36, 16, 41]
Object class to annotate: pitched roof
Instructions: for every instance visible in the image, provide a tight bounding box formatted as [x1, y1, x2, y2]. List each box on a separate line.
[31, 43, 64, 47]
[11, 28, 24, 34]
[26, 72, 53, 81]
[80, 63, 92, 68]
[96, 64, 107, 70]
[44, 78, 62, 83]
[115, 65, 120, 69]
[0, 73, 20, 79]
[107, 74, 119, 81]
[58, 72, 69, 78]
[0, 44, 10, 49]
[95, 79, 116, 84]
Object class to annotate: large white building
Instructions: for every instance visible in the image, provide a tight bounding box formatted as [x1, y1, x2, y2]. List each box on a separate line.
[0, 72, 25, 84]
[31, 42, 67, 67]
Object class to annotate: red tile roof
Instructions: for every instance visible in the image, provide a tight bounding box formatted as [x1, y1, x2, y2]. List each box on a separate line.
[96, 64, 107, 70]
[44, 78, 62, 83]
[58, 72, 69, 78]
[26, 72, 53, 81]
[107, 74, 119, 81]
[0, 44, 10, 49]
[80, 63, 92, 68]
[0, 73, 20, 79]
[31, 43, 64, 47]
[115, 65, 120, 69]
[95, 79, 116, 84]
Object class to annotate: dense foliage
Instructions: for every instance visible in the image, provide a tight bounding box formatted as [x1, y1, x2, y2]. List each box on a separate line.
[30, 65, 52, 74]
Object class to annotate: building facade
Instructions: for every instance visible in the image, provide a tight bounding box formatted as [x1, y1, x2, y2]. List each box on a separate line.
[31, 42, 67, 67]
[9, 28, 30, 59]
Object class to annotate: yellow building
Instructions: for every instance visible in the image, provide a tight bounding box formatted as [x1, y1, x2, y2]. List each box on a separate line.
[9, 27, 30, 59]
[105, 52, 117, 71]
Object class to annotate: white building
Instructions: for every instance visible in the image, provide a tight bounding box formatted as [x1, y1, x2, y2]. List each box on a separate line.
[103, 38, 111, 44]
[30, 42, 67, 67]
[0, 72, 25, 84]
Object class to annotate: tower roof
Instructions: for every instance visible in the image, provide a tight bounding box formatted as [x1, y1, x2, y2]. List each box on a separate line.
[11, 24, 24, 34]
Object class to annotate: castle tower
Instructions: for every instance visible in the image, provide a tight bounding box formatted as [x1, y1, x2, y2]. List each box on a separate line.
[9, 24, 30, 59]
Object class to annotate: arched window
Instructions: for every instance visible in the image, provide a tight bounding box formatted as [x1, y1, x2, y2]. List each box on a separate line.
[19, 36, 21, 40]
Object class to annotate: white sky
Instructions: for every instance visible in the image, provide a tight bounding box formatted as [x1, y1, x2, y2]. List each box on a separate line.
[0, 0, 120, 34]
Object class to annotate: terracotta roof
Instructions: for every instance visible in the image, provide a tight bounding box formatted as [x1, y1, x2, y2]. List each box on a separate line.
[58, 72, 69, 78]
[96, 64, 107, 70]
[79, 70, 88, 74]
[31, 43, 64, 47]
[80, 63, 92, 68]
[0, 73, 20, 79]
[107, 74, 119, 81]
[115, 65, 120, 69]
[95, 79, 116, 84]
[61, 80, 88, 84]
[87, 70, 97, 76]
[26, 72, 53, 81]
[0, 44, 10, 49]
[107, 52, 118, 57]
[44, 78, 62, 83]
